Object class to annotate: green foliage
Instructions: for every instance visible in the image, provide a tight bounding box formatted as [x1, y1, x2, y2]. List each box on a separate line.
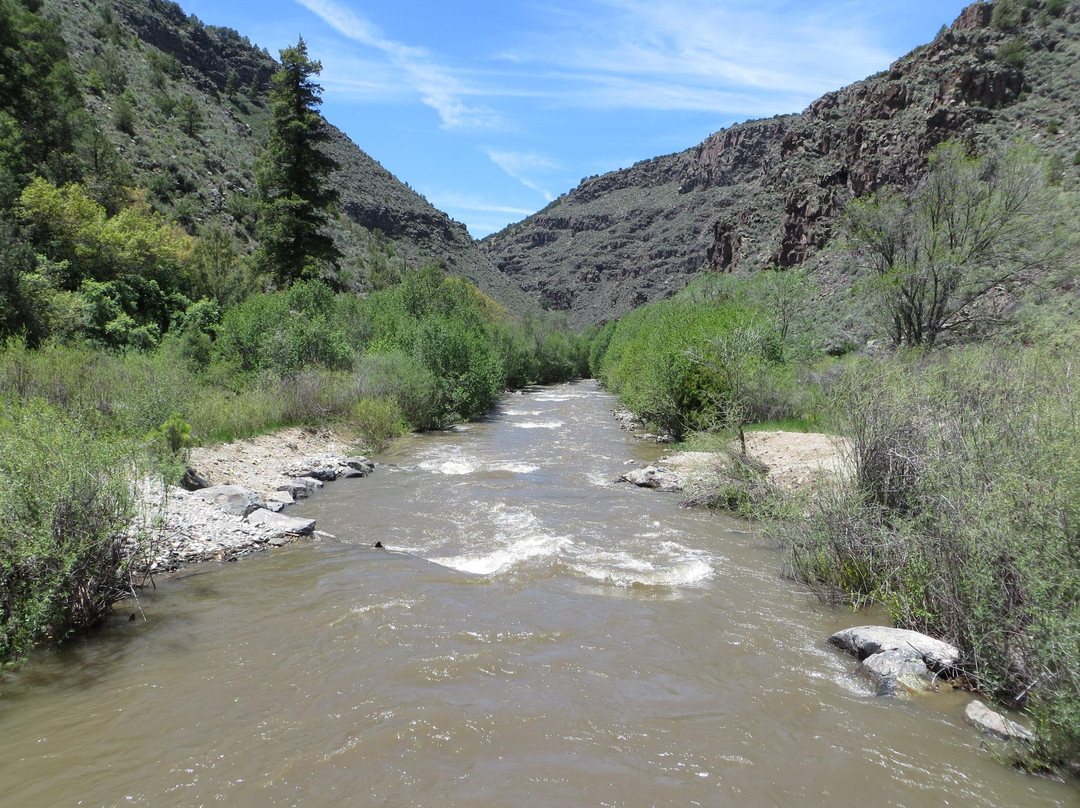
[352, 350, 441, 431]
[1046, 0, 1067, 16]
[778, 345, 1080, 767]
[113, 90, 137, 135]
[0, 400, 137, 663]
[597, 298, 782, 439]
[992, 0, 1026, 28]
[175, 95, 203, 138]
[349, 396, 405, 453]
[843, 142, 1061, 348]
[255, 37, 341, 287]
[996, 38, 1029, 67]
[92, 50, 127, 94]
[0, 0, 98, 189]
[223, 68, 241, 98]
[150, 412, 192, 457]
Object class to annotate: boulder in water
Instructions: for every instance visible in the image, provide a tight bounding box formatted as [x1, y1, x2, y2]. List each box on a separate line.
[964, 700, 1034, 742]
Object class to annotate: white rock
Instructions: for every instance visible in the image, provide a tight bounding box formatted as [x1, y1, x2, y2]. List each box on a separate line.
[245, 508, 316, 535]
[828, 626, 961, 671]
[965, 700, 1034, 742]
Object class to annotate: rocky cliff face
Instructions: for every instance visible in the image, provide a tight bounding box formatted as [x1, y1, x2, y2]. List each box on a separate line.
[482, 1, 1078, 327]
[45, 0, 532, 311]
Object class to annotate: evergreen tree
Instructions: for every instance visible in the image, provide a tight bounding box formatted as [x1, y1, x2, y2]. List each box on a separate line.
[255, 37, 340, 287]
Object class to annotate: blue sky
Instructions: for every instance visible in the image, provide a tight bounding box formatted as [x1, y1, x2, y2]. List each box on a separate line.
[176, 0, 972, 237]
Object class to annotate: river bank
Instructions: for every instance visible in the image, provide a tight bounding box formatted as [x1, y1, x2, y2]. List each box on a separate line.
[130, 426, 372, 574]
[618, 427, 851, 495]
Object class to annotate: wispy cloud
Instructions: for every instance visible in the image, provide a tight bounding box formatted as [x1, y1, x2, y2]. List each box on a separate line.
[294, 0, 500, 129]
[497, 0, 897, 115]
[484, 150, 560, 201]
[427, 190, 537, 217]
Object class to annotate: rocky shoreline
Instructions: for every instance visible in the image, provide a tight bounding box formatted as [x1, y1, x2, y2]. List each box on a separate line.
[128, 427, 372, 575]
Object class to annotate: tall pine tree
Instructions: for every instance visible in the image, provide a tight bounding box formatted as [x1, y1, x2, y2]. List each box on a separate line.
[255, 38, 340, 287]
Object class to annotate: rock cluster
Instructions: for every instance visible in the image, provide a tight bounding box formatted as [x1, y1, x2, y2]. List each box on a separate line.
[128, 453, 374, 573]
[828, 625, 960, 696]
[829, 625, 1037, 745]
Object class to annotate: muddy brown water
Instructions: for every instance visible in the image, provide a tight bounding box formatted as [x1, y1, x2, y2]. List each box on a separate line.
[2, 380, 1076, 807]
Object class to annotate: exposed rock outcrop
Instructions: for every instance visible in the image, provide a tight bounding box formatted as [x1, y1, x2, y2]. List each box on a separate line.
[483, 2, 1074, 327]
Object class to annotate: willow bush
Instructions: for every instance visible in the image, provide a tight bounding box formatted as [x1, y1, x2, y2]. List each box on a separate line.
[0, 401, 138, 663]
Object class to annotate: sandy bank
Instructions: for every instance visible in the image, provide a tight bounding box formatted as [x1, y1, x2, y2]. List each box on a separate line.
[620, 431, 850, 494]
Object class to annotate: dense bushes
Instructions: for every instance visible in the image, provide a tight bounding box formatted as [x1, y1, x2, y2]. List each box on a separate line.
[0, 401, 138, 661]
[779, 345, 1080, 767]
[594, 295, 792, 439]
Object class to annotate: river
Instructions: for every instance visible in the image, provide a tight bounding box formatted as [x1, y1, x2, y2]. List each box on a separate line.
[1, 380, 1075, 806]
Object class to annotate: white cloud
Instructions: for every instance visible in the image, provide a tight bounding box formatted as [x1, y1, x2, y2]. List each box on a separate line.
[484, 150, 561, 201]
[427, 190, 537, 217]
[294, 0, 501, 129]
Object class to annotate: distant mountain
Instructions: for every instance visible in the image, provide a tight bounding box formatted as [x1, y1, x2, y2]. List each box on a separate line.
[41, 0, 534, 311]
[481, 1, 1079, 327]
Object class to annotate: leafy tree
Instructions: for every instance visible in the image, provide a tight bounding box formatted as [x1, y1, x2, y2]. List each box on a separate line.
[844, 142, 1060, 348]
[255, 37, 341, 287]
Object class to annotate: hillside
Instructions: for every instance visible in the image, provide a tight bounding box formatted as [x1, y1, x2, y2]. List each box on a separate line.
[481, 0, 1080, 328]
[40, 0, 533, 311]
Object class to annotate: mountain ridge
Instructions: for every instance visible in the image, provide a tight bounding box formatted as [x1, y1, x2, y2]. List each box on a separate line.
[42, 0, 534, 311]
[482, 0, 1077, 327]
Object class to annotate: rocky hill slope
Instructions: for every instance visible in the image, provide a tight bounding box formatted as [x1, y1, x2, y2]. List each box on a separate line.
[42, 0, 532, 310]
[482, 1, 1080, 327]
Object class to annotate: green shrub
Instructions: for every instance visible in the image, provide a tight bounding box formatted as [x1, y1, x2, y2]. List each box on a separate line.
[996, 38, 1029, 67]
[353, 350, 441, 430]
[776, 345, 1080, 768]
[992, 0, 1025, 28]
[0, 401, 138, 664]
[349, 396, 405, 453]
[598, 298, 784, 439]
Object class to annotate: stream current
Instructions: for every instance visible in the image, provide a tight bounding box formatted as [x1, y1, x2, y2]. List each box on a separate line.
[1, 380, 1076, 806]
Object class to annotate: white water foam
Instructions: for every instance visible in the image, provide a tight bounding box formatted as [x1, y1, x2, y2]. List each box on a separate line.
[417, 449, 540, 477]
[419, 457, 478, 475]
[430, 505, 572, 575]
[492, 462, 541, 474]
[511, 421, 563, 429]
[424, 503, 715, 589]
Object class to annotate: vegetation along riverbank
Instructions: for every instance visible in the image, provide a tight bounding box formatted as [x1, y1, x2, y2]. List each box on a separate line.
[2, 0, 1079, 780]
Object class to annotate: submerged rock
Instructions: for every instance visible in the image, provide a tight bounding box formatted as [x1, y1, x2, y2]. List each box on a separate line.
[619, 465, 683, 493]
[862, 649, 931, 696]
[964, 700, 1034, 743]
[829, 625, 961, 697]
